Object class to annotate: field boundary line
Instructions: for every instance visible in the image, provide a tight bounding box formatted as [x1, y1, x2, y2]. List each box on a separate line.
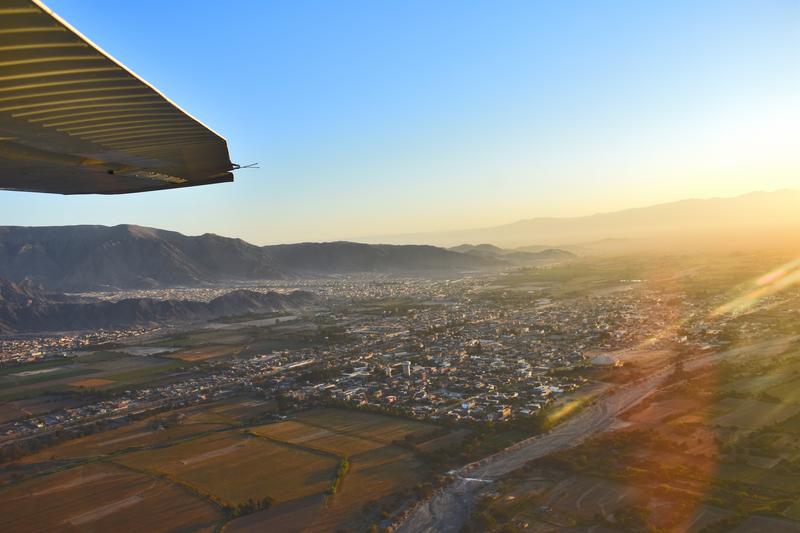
[283, 417, 403, 447]
[107, 458, 231, 521]
[244, 429, 344, 461]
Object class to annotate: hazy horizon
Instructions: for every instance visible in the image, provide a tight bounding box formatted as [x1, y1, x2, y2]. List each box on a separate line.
[3, 189, 800, 251]
[1, 1, 798, 245]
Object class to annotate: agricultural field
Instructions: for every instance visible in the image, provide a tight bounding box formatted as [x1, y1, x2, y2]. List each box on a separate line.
[476, 471, 736, 532]
[18, 418, 232, 464]
[116, 430, 340, 506]
[310, 446, 428, 532]
[711, 398, 800, 429]
[224, 493, 326, 532]
[146, 321, 321, 356]
[230, 408, 439, 531]
[406, 428, 472, 453]
[0, 394, 84, 424]
[0, 397, 456, 531]
[0, 462, 221, 533]
[292, 407, 438, 444]
[69, 378, 115, 388]
[167, 344, 246, 362]
[182, 398, 278, 425]
[252, 420, 382, 456]
[0, 351, 185, 401]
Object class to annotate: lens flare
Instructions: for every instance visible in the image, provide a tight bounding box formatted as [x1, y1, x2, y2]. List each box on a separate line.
[713, 257, 800, 317]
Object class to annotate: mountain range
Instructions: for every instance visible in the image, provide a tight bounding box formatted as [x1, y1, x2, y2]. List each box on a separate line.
[0, 225, 519, 291]
[5, 190, 790, 294]
[361, 190, 800, 250]
[0, 277, 316, 334]
[0, 225, 581, 292]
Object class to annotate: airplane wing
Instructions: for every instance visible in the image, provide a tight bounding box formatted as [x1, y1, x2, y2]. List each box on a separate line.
[0, 0, 234, 194]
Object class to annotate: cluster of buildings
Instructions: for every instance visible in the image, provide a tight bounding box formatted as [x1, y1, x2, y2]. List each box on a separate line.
[1, 275, 690, 444]
[79, 275, 454, 303]
[262, 281, 681, 422]
[0, 328, 154, 366]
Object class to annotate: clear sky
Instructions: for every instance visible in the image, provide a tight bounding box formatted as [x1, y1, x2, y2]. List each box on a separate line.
[1, 1, 798, 244]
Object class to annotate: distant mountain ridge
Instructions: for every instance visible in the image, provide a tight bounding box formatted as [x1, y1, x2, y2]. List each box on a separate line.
[0, 225, 502, 291]
[0, 277, 316, 333]
[448, 244, 576, 266]
[266, 241, 498, 274]
[362, 190, 800, 250]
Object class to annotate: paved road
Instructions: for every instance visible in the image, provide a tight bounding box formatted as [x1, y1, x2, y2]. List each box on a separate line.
[395, 345, 746, 533]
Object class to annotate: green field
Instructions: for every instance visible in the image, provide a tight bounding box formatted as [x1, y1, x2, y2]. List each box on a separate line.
[75, 351, 128, 363]
[0, 353, 185, 401]
[711, 398, 800, 429]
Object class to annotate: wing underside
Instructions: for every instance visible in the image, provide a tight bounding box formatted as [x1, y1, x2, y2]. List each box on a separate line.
[0, 0, 234, 194]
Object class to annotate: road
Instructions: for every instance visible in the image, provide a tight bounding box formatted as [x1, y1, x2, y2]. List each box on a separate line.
[395, 345, 743, 533]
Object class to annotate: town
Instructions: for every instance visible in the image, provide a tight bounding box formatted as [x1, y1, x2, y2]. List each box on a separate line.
[0, 269, 730, 447]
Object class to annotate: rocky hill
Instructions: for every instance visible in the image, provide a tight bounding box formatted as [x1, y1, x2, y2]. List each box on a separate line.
[0, 225, 281, 291]
[0, 277, 316, 333]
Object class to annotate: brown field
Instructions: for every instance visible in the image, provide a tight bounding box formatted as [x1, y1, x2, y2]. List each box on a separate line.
[246, 409, 437, 531]
[293, 407, 437, 443]
[69, 378, 115, 388]
[168, 345, 244, 361]
[1, 404, 446, 532]
[183, 398, 276, 425]
[251, 420, 382, 456]
[115, 431, 339, 505]
[224, 493, 326, 533]
[232, 445, 429, 533]
[416, 428, 471, 453]
[625, 398, 698, 424]
[0, 404, 23, 424]
[18, 419, 231, 464]
[541, 474, 642, 517]
[0, 462, 220, 533]
[310, 445, 428, 531]
[491, 470, 734, 532]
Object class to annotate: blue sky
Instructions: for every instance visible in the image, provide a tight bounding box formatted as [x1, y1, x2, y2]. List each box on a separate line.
[2, 1, 798, 244]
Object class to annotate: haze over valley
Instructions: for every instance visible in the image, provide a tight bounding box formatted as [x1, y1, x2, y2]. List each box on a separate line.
[1, 0, 799, 531]
[363, 190, 800, 251]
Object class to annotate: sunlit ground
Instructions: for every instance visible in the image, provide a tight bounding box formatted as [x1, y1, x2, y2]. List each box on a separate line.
[470, 251, 800, 531]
